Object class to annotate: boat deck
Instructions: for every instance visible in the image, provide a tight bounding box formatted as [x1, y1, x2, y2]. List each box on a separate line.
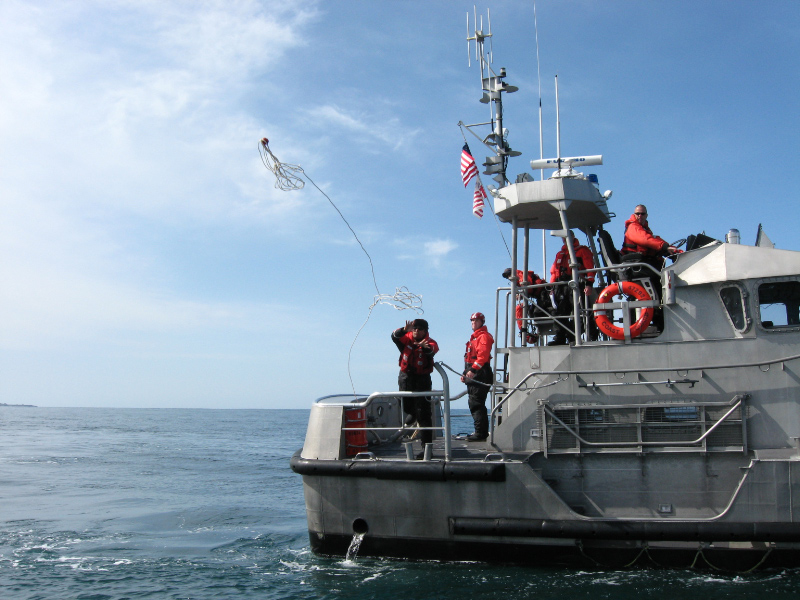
[362, 415, 502, 462]
[367, 436, 496, 461]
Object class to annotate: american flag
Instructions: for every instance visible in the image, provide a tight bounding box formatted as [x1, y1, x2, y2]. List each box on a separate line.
[460, 143, 478, 187]
[473, 179, 487, 218]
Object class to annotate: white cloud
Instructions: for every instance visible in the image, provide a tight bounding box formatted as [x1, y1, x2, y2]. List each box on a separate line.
[303, 104, 422, 151]
[0, 0, 322, 351]
[395, 237, 458, 268]
[0, 0, 319, 218]
[424, 239, 458, 267]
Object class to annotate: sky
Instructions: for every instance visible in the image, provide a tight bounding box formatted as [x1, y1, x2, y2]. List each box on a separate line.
[1, 0, 799, 409]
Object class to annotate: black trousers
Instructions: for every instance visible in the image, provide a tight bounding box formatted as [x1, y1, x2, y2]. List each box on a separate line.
[398, 371, 433, 445]
[466, 364, 492, 438]
[553, 285, 598, 342]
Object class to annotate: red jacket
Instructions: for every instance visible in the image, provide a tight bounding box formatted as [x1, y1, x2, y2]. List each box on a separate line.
[516, 269, 544, 286]
[464, 326, 494, 372]
[621, 214, 669, 256]
[549, 239, 595, 283]
[392, 329, 439, 374]
[516, 269, 545, 296]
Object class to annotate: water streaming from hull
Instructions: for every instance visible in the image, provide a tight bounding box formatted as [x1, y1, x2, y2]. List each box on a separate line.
[345, 532, 365, 562]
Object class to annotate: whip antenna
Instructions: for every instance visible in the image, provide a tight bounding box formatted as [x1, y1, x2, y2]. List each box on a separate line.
[533, 1, 547, 273]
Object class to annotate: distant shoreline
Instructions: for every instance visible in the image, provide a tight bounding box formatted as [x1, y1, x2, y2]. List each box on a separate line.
[0, 402, 37, 407]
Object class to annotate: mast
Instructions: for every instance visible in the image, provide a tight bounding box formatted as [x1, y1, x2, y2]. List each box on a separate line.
[463, 9, 521, 187]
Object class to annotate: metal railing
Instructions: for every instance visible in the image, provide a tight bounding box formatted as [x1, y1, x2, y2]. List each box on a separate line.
[315, 363, 461, 461]
[487, 353, 800, 448]
[497, 260, 665, 349]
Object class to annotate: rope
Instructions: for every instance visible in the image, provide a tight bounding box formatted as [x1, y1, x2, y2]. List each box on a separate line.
[259, 139, 424, 394]
[739, 546, 774, 573]
[439, 362, 500, 390]
[259, 138, 304, 191]
[621, 545, 648, 568]
[647, 542, 774, 572]
[346, 288, 424, 393]
[575, 539, 650, 569]
[696, 544, 774, 573]
[575, 540, 603, 567]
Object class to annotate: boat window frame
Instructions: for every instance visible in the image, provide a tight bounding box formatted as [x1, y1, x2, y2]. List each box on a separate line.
[717, 282, 751, 333]
[755, 276, 800, 333]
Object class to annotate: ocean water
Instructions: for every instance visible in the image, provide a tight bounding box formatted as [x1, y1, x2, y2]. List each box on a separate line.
[1, 407, 798, 599]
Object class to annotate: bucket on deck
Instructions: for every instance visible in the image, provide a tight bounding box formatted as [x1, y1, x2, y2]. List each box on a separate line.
[344, 408, 368, 457]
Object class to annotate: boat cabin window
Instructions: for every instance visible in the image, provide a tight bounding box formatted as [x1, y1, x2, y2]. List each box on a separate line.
[758, 280, 800, 329]
[719, 286, 747, 331]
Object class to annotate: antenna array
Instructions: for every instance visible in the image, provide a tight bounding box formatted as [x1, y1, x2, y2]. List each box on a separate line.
[462, 8, 521, 187]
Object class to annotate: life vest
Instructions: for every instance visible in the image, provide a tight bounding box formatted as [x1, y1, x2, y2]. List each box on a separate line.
[549, 240, 595, 283]
[398, 334, 436, 374]
[516, 269, 543, 286]
[515, 270, 545, 298]
[464, 327, 494, 372]
[621, 216, 668, 256]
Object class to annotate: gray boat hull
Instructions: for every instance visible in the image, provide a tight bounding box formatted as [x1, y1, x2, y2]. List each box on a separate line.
[291, 450, 800, 569]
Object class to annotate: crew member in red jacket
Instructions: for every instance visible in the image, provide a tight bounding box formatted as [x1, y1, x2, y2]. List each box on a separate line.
[620, 205, 677, 264]
[548, 237, 596, 345]
[461, 312, 494, 442]
[620, 205, 678, 331]
[391, 319, 439, 454]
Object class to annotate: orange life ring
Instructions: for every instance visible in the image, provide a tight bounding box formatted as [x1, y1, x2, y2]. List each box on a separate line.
[593, 281, 654, 340]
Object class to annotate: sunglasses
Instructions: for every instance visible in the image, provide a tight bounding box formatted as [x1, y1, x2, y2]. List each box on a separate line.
[635, 212, 647, 216]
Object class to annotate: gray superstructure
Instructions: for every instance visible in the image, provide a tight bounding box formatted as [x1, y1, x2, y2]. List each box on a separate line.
[290, 19, 800, 569]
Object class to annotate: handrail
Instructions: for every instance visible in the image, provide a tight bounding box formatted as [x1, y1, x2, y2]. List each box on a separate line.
[498, 259, 664, 347]
[513, 352, 800, 379]
[500, 260, 661, 296]
[489, 353, 800, 434]
[542, 395, 746, 449]
[313, 363, 456, 461]
[316, 390, 445, 407]
[579, 378, 698, 389]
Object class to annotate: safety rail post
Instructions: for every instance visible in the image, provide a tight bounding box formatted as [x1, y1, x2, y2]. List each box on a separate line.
[523, 225, 530, 347]
[434, 363, 452, 461]
[510, 215, 518, 348]
[556, 207, 584, 346]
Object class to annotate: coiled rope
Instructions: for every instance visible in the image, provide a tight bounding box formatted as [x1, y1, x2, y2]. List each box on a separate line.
[258, 138, 305, 191]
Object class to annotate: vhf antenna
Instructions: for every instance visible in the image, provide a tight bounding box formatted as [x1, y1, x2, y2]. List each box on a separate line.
[466, 7, 493, 85]
[463, 7, 520, 187]
[529, 75, 603, 178]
